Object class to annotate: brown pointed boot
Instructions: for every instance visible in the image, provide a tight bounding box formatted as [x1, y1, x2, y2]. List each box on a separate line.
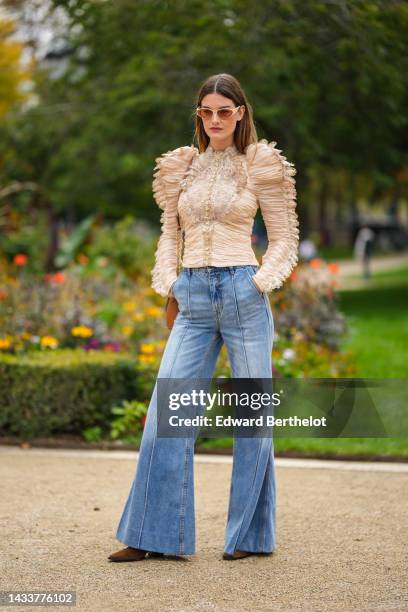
[222, 550, 253, 560]
[222, 550, 273, 560]
[108, 546, 148, 562]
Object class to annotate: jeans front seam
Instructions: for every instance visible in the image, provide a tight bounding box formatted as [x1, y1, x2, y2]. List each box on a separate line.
[230, 271, 250, 377]
[186, 271, 192, 320]
[179, 439, 191, 555]
[264, 297, 272, 352]
[261, 454, 270, 551]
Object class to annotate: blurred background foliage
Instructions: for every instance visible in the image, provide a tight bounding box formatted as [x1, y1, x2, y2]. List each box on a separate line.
[0, 0, 407, 456]
[0, 0, 407, 239]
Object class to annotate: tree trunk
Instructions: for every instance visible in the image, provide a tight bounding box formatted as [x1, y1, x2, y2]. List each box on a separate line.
[44, 201, 59, 272]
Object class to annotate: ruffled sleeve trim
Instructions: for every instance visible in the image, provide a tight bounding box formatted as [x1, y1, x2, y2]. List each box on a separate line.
[152, 145, 199, 211]
[151, 145, 198, 297]
[245, 139, 299, 292]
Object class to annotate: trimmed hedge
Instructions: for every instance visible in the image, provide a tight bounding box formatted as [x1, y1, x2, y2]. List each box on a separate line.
[0, 349, 139, 437]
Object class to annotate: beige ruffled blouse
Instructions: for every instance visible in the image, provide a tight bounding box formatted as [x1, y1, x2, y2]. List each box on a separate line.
[151, 138, 299, 297]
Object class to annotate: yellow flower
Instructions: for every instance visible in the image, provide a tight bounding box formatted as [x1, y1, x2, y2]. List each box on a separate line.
[139, 354, 155, 364]
[123, 301, 137, 313]
[40, 336, 59, 349]
[145, 306, 162, 318]
[121, 325, 133, 337]
[140, 343, 155, 354]
[132, 313, 145, 322]
[0, 338, 11, 350]
[71, 325, 93, 338]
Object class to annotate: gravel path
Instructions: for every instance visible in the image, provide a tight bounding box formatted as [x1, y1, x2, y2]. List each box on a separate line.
[334, 253, 408, 290]
[0, 447, 407, 611]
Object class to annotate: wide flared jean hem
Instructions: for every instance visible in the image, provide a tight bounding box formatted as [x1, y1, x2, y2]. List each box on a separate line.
[116, 525, 196, 556]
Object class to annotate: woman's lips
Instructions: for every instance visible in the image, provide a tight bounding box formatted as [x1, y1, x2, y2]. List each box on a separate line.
[210, 128, 222, 131]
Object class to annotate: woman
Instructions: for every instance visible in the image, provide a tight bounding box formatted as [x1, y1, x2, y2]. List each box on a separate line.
[109, 73, 299, 562]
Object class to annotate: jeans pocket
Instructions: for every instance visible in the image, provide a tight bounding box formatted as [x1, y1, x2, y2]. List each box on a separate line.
[245, 268, 264, 297]
[171, 270, 184, 297]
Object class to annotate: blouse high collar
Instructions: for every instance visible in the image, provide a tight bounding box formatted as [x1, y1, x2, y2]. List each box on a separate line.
[204, 143, 238, 157]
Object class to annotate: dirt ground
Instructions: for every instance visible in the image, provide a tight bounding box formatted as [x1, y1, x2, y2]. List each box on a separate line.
[0, 446, 407, 612]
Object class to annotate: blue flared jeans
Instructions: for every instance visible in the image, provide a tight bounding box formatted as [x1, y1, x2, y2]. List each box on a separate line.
[115, 265, 276, 556]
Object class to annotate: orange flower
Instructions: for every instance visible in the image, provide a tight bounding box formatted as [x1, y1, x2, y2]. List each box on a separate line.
[0, 337, 12, 350]
[0, 290, 8, 301]
[309, 258, 322, 268]
[77, 253, 89, 264]
[139, 354, 155, 364]
[145, 306, 162, 318]
[290, 271, 298, 281]
[14, 253, 28, 266]
[51, 272, 65, 283]
[327, 262, 339, 274]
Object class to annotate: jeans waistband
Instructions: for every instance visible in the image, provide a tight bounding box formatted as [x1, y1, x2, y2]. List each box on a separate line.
[182, 265, 259, 276]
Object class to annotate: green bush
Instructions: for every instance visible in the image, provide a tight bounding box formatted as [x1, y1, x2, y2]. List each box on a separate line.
[0, 349, 139, 438]
[109, 398, 147, 443]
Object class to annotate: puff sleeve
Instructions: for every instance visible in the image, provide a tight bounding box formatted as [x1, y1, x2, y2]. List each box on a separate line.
[151, 145, 197, 297]
[246, 139, 300, 293]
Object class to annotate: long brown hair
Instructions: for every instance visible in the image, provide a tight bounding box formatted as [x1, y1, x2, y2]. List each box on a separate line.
[192, 73, 258, 154]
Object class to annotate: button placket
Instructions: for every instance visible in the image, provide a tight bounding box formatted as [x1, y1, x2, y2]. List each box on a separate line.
[203, 153, 223, 266]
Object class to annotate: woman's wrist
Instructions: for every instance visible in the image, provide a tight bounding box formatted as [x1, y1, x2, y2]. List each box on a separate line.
[168, 281, 176, 297]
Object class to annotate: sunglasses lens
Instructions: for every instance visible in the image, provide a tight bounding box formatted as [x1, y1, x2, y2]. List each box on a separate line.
[197, 109, 211, 120]
[218, 109, 233, 119]
[197, 108, 236, 120]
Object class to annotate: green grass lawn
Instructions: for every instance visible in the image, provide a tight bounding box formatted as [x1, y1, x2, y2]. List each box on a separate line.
[197, 437, 408, 459]
[337, 276, 408, 378]
[318, 244, 354, 260]
[197, 268, 408, 459]
[346, 266, 408, 287]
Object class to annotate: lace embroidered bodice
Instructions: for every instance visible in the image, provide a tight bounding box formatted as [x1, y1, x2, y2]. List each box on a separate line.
[151, 139, 299, 297]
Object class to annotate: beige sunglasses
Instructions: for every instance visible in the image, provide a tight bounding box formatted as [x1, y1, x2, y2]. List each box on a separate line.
[196, 105, 242, 121]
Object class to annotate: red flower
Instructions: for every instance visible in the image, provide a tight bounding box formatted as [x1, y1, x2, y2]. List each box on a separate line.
[0, 290, 8, 301]
[309, 258, 322, 268]
[44, 272, 65, 284]
[14, 253, 28, 266]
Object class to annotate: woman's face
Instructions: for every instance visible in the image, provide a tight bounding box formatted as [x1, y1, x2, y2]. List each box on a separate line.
[199, 93, 245, 145]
